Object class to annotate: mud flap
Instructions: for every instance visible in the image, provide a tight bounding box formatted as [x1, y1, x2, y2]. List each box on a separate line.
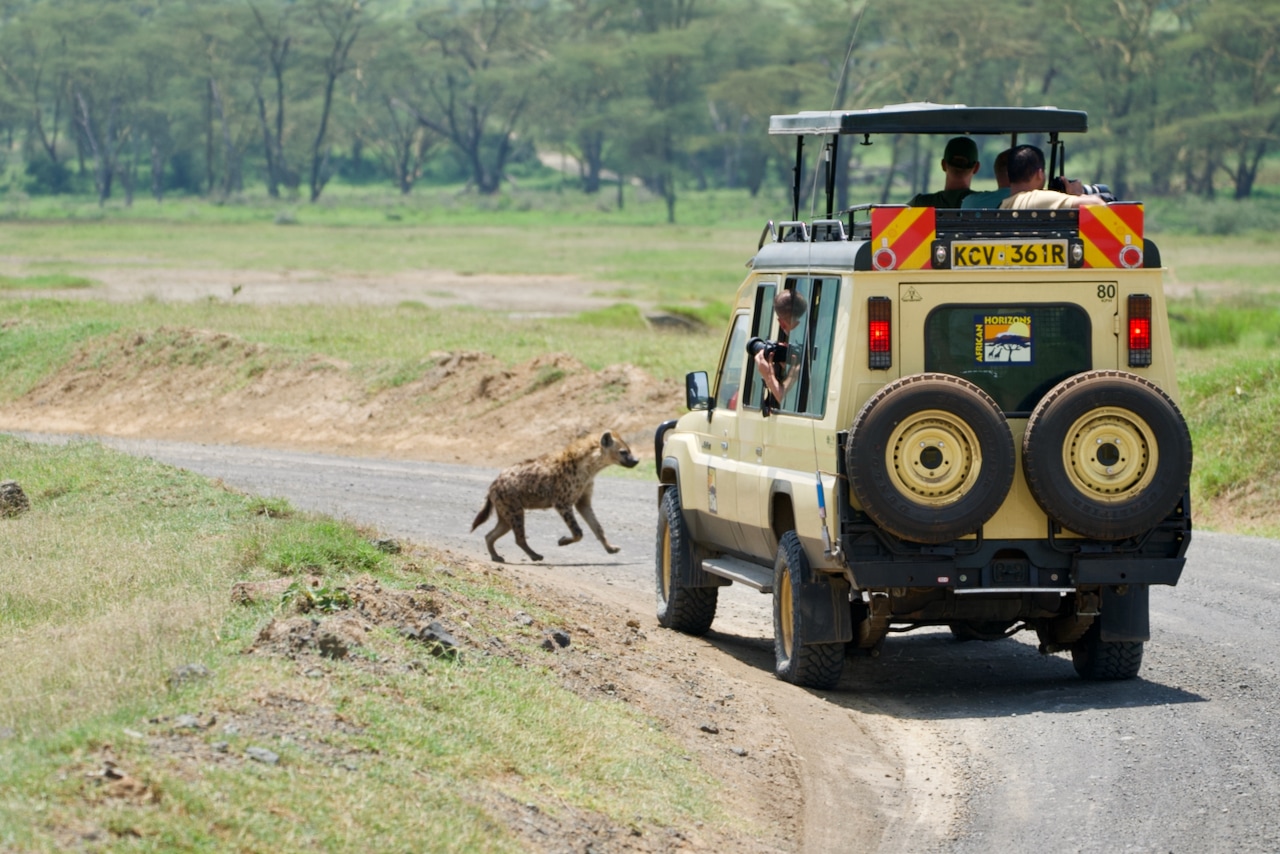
[796, 575, 853, 644]
[1098, 584, 1150, 643]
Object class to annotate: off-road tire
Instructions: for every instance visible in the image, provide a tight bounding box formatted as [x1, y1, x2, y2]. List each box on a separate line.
[847, 373, 1015, 544]
[1023, 370, 1192, 541]
[1070, 620, 1144, 680]
[655, 487, 717, 635]
[773, 531, 844, 689]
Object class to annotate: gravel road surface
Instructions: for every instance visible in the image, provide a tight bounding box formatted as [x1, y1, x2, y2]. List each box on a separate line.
[17, 433, 1280, 852]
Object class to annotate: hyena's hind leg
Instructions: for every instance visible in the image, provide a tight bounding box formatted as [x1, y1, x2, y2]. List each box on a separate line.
[555, 503, 585, 548]
[576, 493, 621, 554]
[483, 515, 511, 563]
[508, 508, 544, 562]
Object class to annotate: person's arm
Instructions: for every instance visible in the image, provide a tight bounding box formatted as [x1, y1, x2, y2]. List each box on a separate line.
[1060, 179, 1107, 207]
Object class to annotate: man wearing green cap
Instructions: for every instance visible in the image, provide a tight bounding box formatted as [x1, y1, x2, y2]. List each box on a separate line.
[909, 136, 980, 207]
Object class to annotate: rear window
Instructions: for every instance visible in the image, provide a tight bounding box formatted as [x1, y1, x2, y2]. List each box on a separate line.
[924, 304, 1092, 415]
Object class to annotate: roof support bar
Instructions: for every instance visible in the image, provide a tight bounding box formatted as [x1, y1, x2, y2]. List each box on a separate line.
[792, 135, 804, 221]
[825, 133, 839, 220]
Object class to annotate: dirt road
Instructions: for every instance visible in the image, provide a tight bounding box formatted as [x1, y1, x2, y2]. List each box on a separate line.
[16, 433, 1280, 853]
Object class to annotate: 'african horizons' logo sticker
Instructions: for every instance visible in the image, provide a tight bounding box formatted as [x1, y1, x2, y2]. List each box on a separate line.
[974, 314, 1033, 363]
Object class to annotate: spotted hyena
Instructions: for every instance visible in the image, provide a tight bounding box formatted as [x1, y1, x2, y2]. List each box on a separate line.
[470, 430, 640, 563]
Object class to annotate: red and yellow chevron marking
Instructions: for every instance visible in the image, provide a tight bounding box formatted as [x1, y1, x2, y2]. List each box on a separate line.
[870, 206, 935, 270]
[1080, 203, 1145, 269]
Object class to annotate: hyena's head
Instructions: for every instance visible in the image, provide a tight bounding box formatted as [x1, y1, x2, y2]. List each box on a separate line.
[600, 431, 640, 468]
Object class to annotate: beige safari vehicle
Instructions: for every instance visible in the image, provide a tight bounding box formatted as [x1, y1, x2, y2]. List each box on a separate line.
[654, 104, 1192, 689]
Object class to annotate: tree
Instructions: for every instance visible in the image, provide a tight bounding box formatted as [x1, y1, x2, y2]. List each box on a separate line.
[399, 0, 551, 195]
[305, 0, 365, 201]
[350, 23, 439, 194]
[246, 0, 300, 196]
[0, 1, 80, 191]
[608, 1, 720, 222]
[1191, 0, 1280, 198]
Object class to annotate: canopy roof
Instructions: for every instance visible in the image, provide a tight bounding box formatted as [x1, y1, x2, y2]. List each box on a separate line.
[768, 102, 1089, 136]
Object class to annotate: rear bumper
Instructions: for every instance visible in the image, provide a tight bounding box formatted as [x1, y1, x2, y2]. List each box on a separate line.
[848, 554, 1184, 590]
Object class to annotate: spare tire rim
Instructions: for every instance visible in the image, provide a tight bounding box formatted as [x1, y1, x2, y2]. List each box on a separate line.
[1062, 405, 1158, 501]
[885, 409, 981, 507]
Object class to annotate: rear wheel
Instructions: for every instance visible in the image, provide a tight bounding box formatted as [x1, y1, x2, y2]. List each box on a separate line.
[1071, 620, 1144, 680]
[847, 373, 1015, 544]
[656, 487, 717, 635]
[1023, 371, 1192, 540]
[773, 531, 844, 689]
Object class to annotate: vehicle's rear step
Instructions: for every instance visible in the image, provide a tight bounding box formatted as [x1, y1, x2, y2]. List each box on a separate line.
[702, 556, 773, 593]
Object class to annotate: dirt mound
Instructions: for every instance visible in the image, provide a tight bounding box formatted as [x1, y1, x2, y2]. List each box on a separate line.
[1, 327, 683, 466]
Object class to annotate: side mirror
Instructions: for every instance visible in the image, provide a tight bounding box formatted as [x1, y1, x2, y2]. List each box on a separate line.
[685, 371, 712, 412]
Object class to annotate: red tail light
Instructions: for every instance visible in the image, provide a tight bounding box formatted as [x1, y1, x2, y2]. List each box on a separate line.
[868, 296, 892, 369]
[1128, 293, 1152, 367]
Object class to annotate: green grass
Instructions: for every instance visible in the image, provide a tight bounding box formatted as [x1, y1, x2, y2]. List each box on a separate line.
[0, 436, 724, 850]
[1171, 294, 1280, 537]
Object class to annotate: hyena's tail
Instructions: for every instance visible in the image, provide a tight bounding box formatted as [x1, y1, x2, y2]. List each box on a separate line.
[471, 498, 493, 531]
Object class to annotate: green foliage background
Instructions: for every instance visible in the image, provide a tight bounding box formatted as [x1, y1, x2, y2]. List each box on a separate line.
[1, 0, 1277, 218]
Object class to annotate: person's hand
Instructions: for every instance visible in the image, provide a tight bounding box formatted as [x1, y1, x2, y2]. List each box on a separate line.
[1063, 178, 1085, 195]
[754, 349, 772, 376]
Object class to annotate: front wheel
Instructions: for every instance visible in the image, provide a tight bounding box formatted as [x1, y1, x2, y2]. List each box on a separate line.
[773, 531, 844, 689]
[656, 487, 717, 635]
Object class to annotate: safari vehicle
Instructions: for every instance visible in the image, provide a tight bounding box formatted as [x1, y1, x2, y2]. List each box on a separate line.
[654, 103, 1192, 689]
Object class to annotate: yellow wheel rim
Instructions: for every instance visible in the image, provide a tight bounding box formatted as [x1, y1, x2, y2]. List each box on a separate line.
[778, 568, 795, 658]
[885, 408, 982, 507]
[1061, 406, 1158, 502]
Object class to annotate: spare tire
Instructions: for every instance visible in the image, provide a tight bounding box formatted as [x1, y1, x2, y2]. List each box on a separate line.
[847, 373, 1015, 544]
[1022, 370, 1192, 540]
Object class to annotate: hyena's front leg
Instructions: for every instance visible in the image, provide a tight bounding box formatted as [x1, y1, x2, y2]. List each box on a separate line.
[509, 509, 544, 562]
[576, 494, 620, 554]
[555, 503, 584, 547]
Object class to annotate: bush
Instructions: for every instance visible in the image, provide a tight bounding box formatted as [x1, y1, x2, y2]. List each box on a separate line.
[23, 159, 72, 195]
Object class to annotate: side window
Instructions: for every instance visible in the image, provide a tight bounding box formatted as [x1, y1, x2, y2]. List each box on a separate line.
[742, 283, 776, 410]
[798, 277, 839, 416]
[771, 276, 840, 417]
[716, 314, 751, 410]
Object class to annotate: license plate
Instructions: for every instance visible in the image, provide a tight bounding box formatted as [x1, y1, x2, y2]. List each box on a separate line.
[952, 240, 1068, 269]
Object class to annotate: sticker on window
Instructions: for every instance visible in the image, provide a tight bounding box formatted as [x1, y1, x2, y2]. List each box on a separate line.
[975, 314, 1033, 363]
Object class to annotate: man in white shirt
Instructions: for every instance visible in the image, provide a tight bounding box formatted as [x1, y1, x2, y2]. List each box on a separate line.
[999, 145, 1108, 210]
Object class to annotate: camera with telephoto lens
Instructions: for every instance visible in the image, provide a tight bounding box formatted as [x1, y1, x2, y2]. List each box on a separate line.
[746, 336, 787, 361]
[1049, 176, 1115, 201]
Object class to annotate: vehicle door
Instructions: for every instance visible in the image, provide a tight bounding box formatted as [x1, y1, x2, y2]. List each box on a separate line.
[737, 276, 841, 559]
[686, 311, 753, 555]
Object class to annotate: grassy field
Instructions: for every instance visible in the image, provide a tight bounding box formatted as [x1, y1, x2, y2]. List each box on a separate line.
[0, 436, 724, 851]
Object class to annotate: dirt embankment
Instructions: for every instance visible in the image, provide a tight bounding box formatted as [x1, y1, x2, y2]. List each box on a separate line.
[0, 325, 680, 467]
